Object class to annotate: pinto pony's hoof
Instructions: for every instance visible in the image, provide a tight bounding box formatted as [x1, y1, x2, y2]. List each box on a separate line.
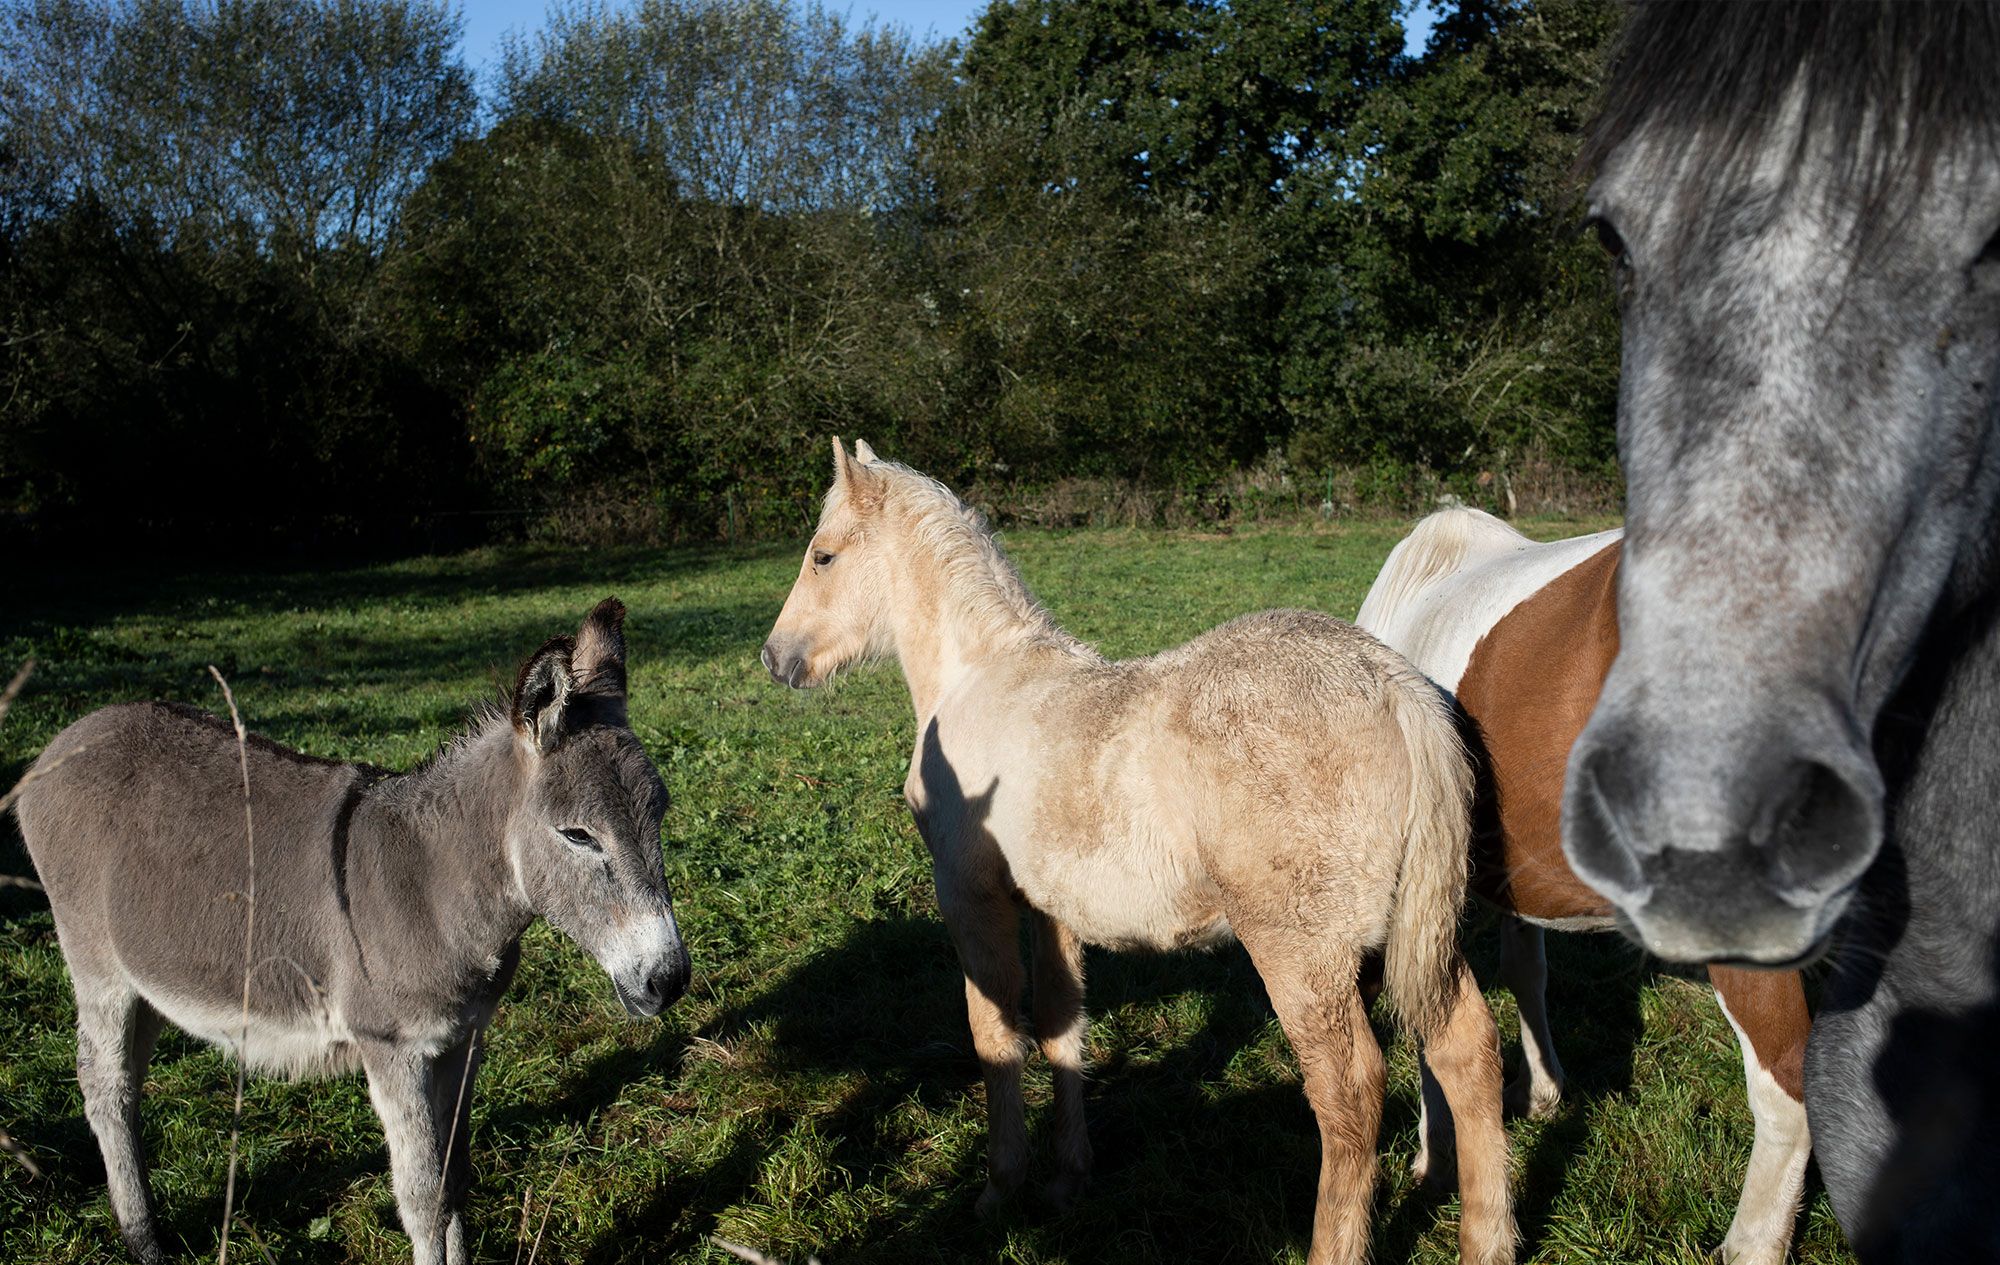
[1502, 1071, 1563, 1121]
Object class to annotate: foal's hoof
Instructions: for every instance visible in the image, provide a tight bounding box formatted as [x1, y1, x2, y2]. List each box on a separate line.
[975, 1180, 1017, 1220]
[1041, 1170, 1089, 1213]
[1502, 1071, 1563, 1121]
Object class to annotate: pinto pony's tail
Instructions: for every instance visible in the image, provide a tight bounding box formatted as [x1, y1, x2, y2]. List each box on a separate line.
[1380, 668, 1476, 1039]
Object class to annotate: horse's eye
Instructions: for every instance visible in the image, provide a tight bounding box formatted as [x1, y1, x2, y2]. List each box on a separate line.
[1978, 228, 2000, 268]
[1591, 218, 1627, 264]
[812, 550, 835, 568]
[559, 826, 602, 851]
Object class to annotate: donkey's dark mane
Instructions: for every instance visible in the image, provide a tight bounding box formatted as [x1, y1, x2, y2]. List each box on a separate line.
[1583, 1, 2000, 253]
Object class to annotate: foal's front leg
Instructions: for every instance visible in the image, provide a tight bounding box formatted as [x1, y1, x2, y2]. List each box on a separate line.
[1029, 910, 1091, 1209]
[944, 891, 1028, 1217]
[362, 1042, 460, 1265]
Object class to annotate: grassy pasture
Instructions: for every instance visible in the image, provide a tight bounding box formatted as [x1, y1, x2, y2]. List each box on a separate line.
[0, 519, 1854, 1264]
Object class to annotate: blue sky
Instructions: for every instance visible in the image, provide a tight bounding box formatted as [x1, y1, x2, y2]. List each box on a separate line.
[456, 1, 1440, 77]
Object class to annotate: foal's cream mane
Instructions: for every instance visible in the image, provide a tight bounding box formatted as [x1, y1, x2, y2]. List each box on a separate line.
[854, 460, 1098, 662]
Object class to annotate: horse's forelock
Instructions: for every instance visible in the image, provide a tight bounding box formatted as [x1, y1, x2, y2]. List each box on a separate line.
[1583, 1, 2000, 264]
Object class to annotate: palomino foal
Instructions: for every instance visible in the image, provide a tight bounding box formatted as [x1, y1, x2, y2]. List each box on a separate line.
[15, 599, 690, 1265]
[762, 440, 1516, 1265]
[1358, 509, 1811, 1265]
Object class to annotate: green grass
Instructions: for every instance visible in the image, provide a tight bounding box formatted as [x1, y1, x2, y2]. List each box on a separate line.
[0, 519, 1854, 1264]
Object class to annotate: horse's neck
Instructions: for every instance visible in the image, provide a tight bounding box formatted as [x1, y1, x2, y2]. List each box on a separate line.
[355, 725, 531, 962]
[888, 521, 1087, 723]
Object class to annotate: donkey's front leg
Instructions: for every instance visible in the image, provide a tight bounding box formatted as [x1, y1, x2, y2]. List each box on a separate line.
[362, 1042, 458, 1265]
[427, 1030, 486, 1262]
[945, 890, 1028, 1217]
[1029, 910, 1091, 1210]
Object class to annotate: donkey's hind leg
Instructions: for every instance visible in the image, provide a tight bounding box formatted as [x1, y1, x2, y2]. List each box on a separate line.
[1421, 962, 1518, 1265]
[75, 985, 168, 1265]
[944, 891, 1029, 1217]
[1029, 910, 1091, 1210]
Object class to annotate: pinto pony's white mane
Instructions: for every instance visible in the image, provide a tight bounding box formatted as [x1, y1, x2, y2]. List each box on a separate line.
[1355, 508, 1528, 643]
[835, 456, 1096, 662]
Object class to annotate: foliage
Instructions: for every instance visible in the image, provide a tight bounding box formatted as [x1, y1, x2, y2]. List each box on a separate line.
[1, 0, 1627, 548]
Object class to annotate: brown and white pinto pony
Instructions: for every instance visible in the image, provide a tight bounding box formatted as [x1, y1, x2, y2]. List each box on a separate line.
[1357, 507, 1810, 1265]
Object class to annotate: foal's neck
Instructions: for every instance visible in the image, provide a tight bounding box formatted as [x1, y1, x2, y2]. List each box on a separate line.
[885, 500, 1091, 721]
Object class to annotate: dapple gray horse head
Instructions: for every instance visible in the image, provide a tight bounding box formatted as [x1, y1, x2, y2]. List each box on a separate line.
[1560, 1, 2000, 966]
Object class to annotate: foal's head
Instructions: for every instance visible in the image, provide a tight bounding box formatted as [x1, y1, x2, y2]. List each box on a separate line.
[762, 438, 898, 689]
[507, 598, 690, 1017]
[1561, 2, 2000, 964]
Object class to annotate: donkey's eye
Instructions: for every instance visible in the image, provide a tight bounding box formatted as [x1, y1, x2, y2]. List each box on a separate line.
[812, 550, 836, 568]
[559, 826, 601, 851]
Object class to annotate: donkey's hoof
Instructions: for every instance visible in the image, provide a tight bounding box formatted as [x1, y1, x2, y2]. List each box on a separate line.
[1502, 1072, 1563, 1121]
[1041, 1170, 1089, 1213]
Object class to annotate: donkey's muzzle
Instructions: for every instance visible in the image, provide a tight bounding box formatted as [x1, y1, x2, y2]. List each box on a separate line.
[621, 943, 692, 1019]
[760, 638, 813, 689]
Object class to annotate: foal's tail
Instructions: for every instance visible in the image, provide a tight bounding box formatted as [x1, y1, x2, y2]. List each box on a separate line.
[1380, 669, 1476, 1039]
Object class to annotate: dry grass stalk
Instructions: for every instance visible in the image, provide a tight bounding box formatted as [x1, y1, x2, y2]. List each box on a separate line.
[1, 661, 43, 1179]
[208, 664, 257, 1265]
[715, 1239, 824, 1265]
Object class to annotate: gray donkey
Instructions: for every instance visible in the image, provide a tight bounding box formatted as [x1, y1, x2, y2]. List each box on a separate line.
[14, 597, 690, 1264]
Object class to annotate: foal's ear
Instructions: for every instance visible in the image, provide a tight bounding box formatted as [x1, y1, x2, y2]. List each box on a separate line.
[831, 435, 884, 510]
[572, 597, 629, 717]
[852, 438, 878, 464]
[512, 636, 576, 754]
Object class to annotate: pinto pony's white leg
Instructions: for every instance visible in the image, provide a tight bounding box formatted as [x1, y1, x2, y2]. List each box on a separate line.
[1710, 967, 1812, 1265]
[1496, 916, 1565, 1119]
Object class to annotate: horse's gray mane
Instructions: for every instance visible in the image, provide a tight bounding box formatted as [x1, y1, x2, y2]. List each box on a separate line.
[864, 460, 1094, 659]
[1582, 1, 2000, 259]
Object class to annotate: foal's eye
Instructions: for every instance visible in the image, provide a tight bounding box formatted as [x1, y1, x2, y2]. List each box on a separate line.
[812, 550, 836, 568]
[559, 826, 602, 851]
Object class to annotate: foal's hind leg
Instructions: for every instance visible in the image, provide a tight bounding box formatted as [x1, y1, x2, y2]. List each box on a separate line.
[1421, 963, 1518, 1265]
[75, 985, 169, 1265]
[1029, 910, 1091, 1209]
[1238, 940, 1383, 1265]
[944, 892, 1029, 1217]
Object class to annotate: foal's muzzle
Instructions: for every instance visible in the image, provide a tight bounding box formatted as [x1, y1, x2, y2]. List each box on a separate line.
[759, 638, 814, 689]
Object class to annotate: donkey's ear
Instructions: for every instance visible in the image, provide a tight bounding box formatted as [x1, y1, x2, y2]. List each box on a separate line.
[831, 435, 884, 509]
[572, 597, 628, 715]
[512, 635, 576, 754]
[852, 438, 878, 464]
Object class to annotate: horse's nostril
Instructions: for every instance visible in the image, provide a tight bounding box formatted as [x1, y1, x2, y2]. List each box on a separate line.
[759, 642, 777, 674]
